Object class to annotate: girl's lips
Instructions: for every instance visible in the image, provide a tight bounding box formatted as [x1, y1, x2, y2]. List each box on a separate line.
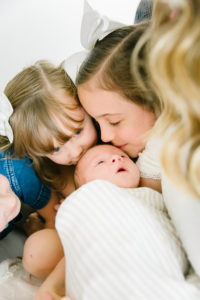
[115, 144, 127, 150]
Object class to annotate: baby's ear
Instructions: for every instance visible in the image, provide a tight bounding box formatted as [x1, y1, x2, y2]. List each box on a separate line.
[63, 51, 89, 84]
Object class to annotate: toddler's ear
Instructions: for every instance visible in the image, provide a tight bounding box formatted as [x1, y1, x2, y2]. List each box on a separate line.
[63, 51, 88, 84]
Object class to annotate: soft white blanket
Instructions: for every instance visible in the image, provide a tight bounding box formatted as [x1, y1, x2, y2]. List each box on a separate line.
[56, 180, 200, 300]
[0, 258, 41, 299]
[1, 180, 200, 299]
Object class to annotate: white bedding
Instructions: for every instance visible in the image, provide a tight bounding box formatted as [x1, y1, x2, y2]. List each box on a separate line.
[0, 258, 41, 299]
[56, 180, 200, 300]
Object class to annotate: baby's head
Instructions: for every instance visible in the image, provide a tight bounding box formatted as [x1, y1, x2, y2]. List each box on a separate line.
[75, 144, 140, 188]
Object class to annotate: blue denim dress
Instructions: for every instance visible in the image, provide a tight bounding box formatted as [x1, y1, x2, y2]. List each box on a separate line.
[134, 0, 153, 24]
[0, 151, 51, 239]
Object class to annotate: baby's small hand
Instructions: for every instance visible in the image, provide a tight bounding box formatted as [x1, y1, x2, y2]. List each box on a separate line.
[23, 212, 45, 236]
[54, 198, 65, 212]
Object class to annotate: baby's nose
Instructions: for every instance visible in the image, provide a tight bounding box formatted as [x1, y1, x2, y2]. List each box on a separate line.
[111, 155, 122, 163]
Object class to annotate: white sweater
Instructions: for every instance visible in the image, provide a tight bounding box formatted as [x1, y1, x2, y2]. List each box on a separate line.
[162, 175, 200, 277]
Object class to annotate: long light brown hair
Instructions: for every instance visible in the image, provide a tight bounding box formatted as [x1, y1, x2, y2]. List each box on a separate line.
[132, 0, 200, 198]
[2, 60, 84, 190]
[76, 23, 160, 115]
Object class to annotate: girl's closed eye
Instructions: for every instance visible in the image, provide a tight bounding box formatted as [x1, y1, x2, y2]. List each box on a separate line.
[97, 160, 104, 165]
[74, 129, 82, 136]
[109, 121, 121, 126]
[52, 147, 61, 154]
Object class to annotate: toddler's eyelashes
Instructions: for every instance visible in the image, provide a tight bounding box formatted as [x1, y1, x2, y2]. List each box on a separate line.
[52, 147, 61, 154]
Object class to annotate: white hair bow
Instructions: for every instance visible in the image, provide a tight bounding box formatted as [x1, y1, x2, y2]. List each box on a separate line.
[81, 0, 125, 50]
[0, 93, 13, 143]
[64, 1, 125, 83]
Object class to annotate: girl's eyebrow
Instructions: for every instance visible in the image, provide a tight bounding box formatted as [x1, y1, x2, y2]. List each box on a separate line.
[96, 113, 122, 118]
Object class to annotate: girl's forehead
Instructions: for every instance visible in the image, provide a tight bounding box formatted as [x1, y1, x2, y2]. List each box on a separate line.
[78, 87, 135, 118]
[52, 107, 85, 130]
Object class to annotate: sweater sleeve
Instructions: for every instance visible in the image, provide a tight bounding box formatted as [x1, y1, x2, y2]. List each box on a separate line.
[162, 174, 200, 277]
[136, 137, 162, 179]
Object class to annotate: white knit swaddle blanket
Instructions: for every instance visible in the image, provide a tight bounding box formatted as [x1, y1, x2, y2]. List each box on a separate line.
[56, 180, 200, 300]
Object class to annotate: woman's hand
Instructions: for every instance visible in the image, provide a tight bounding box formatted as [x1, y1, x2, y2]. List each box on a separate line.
[0, 174, 21, 232]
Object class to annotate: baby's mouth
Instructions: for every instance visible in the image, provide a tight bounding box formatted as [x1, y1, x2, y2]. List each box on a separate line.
[116, 167, 127, 173]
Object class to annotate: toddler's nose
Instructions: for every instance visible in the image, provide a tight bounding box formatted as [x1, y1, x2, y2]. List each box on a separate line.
[72, 146, 83, 160]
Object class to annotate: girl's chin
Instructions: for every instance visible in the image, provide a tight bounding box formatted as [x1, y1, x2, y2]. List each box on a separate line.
[126, 148, 144, 158]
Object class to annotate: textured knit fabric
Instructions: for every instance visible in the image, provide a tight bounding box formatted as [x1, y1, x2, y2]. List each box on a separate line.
[136, 138, 161, 179]
[56, 180, 200, 300]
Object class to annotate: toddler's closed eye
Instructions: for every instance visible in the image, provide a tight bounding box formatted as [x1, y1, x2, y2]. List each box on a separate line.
[74, 129, 82, 136]
[52, 147, 61, 154]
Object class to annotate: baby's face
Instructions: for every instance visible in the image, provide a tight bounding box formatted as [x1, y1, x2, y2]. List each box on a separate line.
[75, 145, 140, 188]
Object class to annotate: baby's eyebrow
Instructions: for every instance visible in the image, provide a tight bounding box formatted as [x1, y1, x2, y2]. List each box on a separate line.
[90, 154, 104, 165]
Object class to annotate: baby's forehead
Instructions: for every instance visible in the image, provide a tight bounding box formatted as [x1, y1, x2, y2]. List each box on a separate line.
[83, 145, 123, 162]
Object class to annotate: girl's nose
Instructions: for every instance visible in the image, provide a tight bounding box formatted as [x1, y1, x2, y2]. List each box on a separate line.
[100, 127, 114, 143]
[111, 155, 122, 163]
[72, 145, 83, 160]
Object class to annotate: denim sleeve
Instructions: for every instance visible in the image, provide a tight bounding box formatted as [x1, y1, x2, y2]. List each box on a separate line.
[15, 157, 51, 209]
[134, 0, 153, 24]
[0, 154, 51, 209]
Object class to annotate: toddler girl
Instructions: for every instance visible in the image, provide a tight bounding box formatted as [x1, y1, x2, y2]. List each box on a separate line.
[0, 60, 97, 279]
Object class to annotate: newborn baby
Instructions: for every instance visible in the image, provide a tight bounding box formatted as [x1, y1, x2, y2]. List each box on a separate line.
[56, 145, 190, 300]
[74, 144, 140, 188]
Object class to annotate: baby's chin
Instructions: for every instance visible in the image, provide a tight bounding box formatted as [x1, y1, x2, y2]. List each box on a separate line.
[111, 176, 139, 189]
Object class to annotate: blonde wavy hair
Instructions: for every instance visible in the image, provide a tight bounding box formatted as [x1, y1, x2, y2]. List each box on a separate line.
[2, 60, 84, 191]
[132, 0, 200, 198]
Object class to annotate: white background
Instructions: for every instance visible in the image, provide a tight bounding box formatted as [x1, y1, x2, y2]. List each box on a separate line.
[0, 0, 140, 91]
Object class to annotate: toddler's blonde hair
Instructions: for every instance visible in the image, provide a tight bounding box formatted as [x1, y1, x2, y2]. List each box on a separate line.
[2, 60, 84, 190]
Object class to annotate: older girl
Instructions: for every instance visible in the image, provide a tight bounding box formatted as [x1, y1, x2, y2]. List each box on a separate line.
[76, 21, 161, 192]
